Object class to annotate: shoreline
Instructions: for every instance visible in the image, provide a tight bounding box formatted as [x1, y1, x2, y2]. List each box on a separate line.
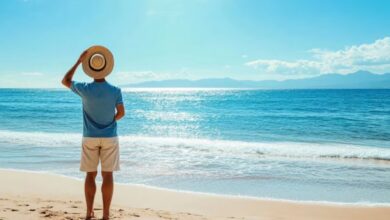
[2, 168, 389, 207]
[1, 169, 389, 220]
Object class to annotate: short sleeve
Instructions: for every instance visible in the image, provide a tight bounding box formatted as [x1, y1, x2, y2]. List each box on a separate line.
[116, 88, 123, 106]
[71, 81, 87, 97]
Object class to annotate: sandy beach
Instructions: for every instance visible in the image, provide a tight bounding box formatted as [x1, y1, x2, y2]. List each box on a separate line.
[2, 0, 390, 219]
[0, 169, 388, 220]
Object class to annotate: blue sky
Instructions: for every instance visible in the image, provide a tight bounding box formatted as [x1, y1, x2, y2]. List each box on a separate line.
[1, 0, 390, 88]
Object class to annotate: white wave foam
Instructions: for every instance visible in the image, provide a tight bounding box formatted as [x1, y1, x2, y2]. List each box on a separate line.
[0, 130, 82, 147]
[0, 130, 389, 162]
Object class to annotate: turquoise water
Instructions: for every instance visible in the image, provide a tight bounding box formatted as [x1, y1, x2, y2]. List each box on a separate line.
[0, 88, 389, 203]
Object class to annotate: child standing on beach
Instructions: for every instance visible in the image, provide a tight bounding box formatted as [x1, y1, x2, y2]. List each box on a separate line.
[61, 46, 125, 220]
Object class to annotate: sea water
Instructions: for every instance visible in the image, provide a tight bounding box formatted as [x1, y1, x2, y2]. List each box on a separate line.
[0, 88, 389, 203]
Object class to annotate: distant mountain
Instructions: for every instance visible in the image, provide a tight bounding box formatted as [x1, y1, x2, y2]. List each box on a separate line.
[121, 71, 390, 89]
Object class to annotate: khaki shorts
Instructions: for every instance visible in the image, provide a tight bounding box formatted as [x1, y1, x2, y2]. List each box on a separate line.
[80, 137, 120, 172]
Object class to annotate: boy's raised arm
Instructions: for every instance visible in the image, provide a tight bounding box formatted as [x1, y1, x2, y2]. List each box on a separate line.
[62, 50, 88, 88]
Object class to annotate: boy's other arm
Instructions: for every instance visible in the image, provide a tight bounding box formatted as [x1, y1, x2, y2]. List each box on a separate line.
[61, 50, 88, 88]
[115, 104, 125, 121]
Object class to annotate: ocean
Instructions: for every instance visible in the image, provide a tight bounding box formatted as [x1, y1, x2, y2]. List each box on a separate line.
[0, 88, 389, 204]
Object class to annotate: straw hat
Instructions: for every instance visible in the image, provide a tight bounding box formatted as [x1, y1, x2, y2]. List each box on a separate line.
[82, 45, 114, 79]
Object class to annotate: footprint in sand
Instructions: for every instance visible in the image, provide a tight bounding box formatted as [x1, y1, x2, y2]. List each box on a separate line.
[40, 210, 58, 218]
[131, 213, 140, 217]
[4, 208, 18, 212]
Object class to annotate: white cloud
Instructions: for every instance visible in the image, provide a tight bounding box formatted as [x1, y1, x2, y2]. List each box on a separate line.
[0, 72, 59, 88]
[113, 68, 192, 83]
[116, 71, 157, 80]
[246, 37, 390, 75]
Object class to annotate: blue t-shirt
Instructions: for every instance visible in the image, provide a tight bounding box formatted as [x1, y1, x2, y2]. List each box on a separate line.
[71, 81, 123, 137]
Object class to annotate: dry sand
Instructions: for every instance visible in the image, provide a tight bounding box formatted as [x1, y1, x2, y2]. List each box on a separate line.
[0, 169, 389, 220]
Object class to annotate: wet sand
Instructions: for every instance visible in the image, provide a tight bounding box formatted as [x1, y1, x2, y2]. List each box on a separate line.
[1, 169, 389, 220]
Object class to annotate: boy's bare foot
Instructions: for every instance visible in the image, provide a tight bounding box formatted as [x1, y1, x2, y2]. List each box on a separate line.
[85, 211, 94, 220]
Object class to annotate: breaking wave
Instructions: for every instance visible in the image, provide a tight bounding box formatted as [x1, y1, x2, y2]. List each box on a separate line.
[0, 130, 389, 162]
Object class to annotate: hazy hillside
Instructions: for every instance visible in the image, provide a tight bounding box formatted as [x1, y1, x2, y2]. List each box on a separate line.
[122, 71, 390, 89]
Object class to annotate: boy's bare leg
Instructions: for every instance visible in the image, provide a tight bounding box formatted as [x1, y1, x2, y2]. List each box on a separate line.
[85, 171, 97, 219]
[101, 171, 114, 219]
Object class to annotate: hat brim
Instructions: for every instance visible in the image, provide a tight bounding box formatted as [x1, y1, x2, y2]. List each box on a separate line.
[82, 45, 114, 79]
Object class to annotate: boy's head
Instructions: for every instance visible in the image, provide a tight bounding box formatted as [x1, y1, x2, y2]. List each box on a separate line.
[82, 45, 114, 79]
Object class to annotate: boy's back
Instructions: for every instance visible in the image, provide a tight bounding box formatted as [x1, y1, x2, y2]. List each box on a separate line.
[71, 81, 123, 137]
